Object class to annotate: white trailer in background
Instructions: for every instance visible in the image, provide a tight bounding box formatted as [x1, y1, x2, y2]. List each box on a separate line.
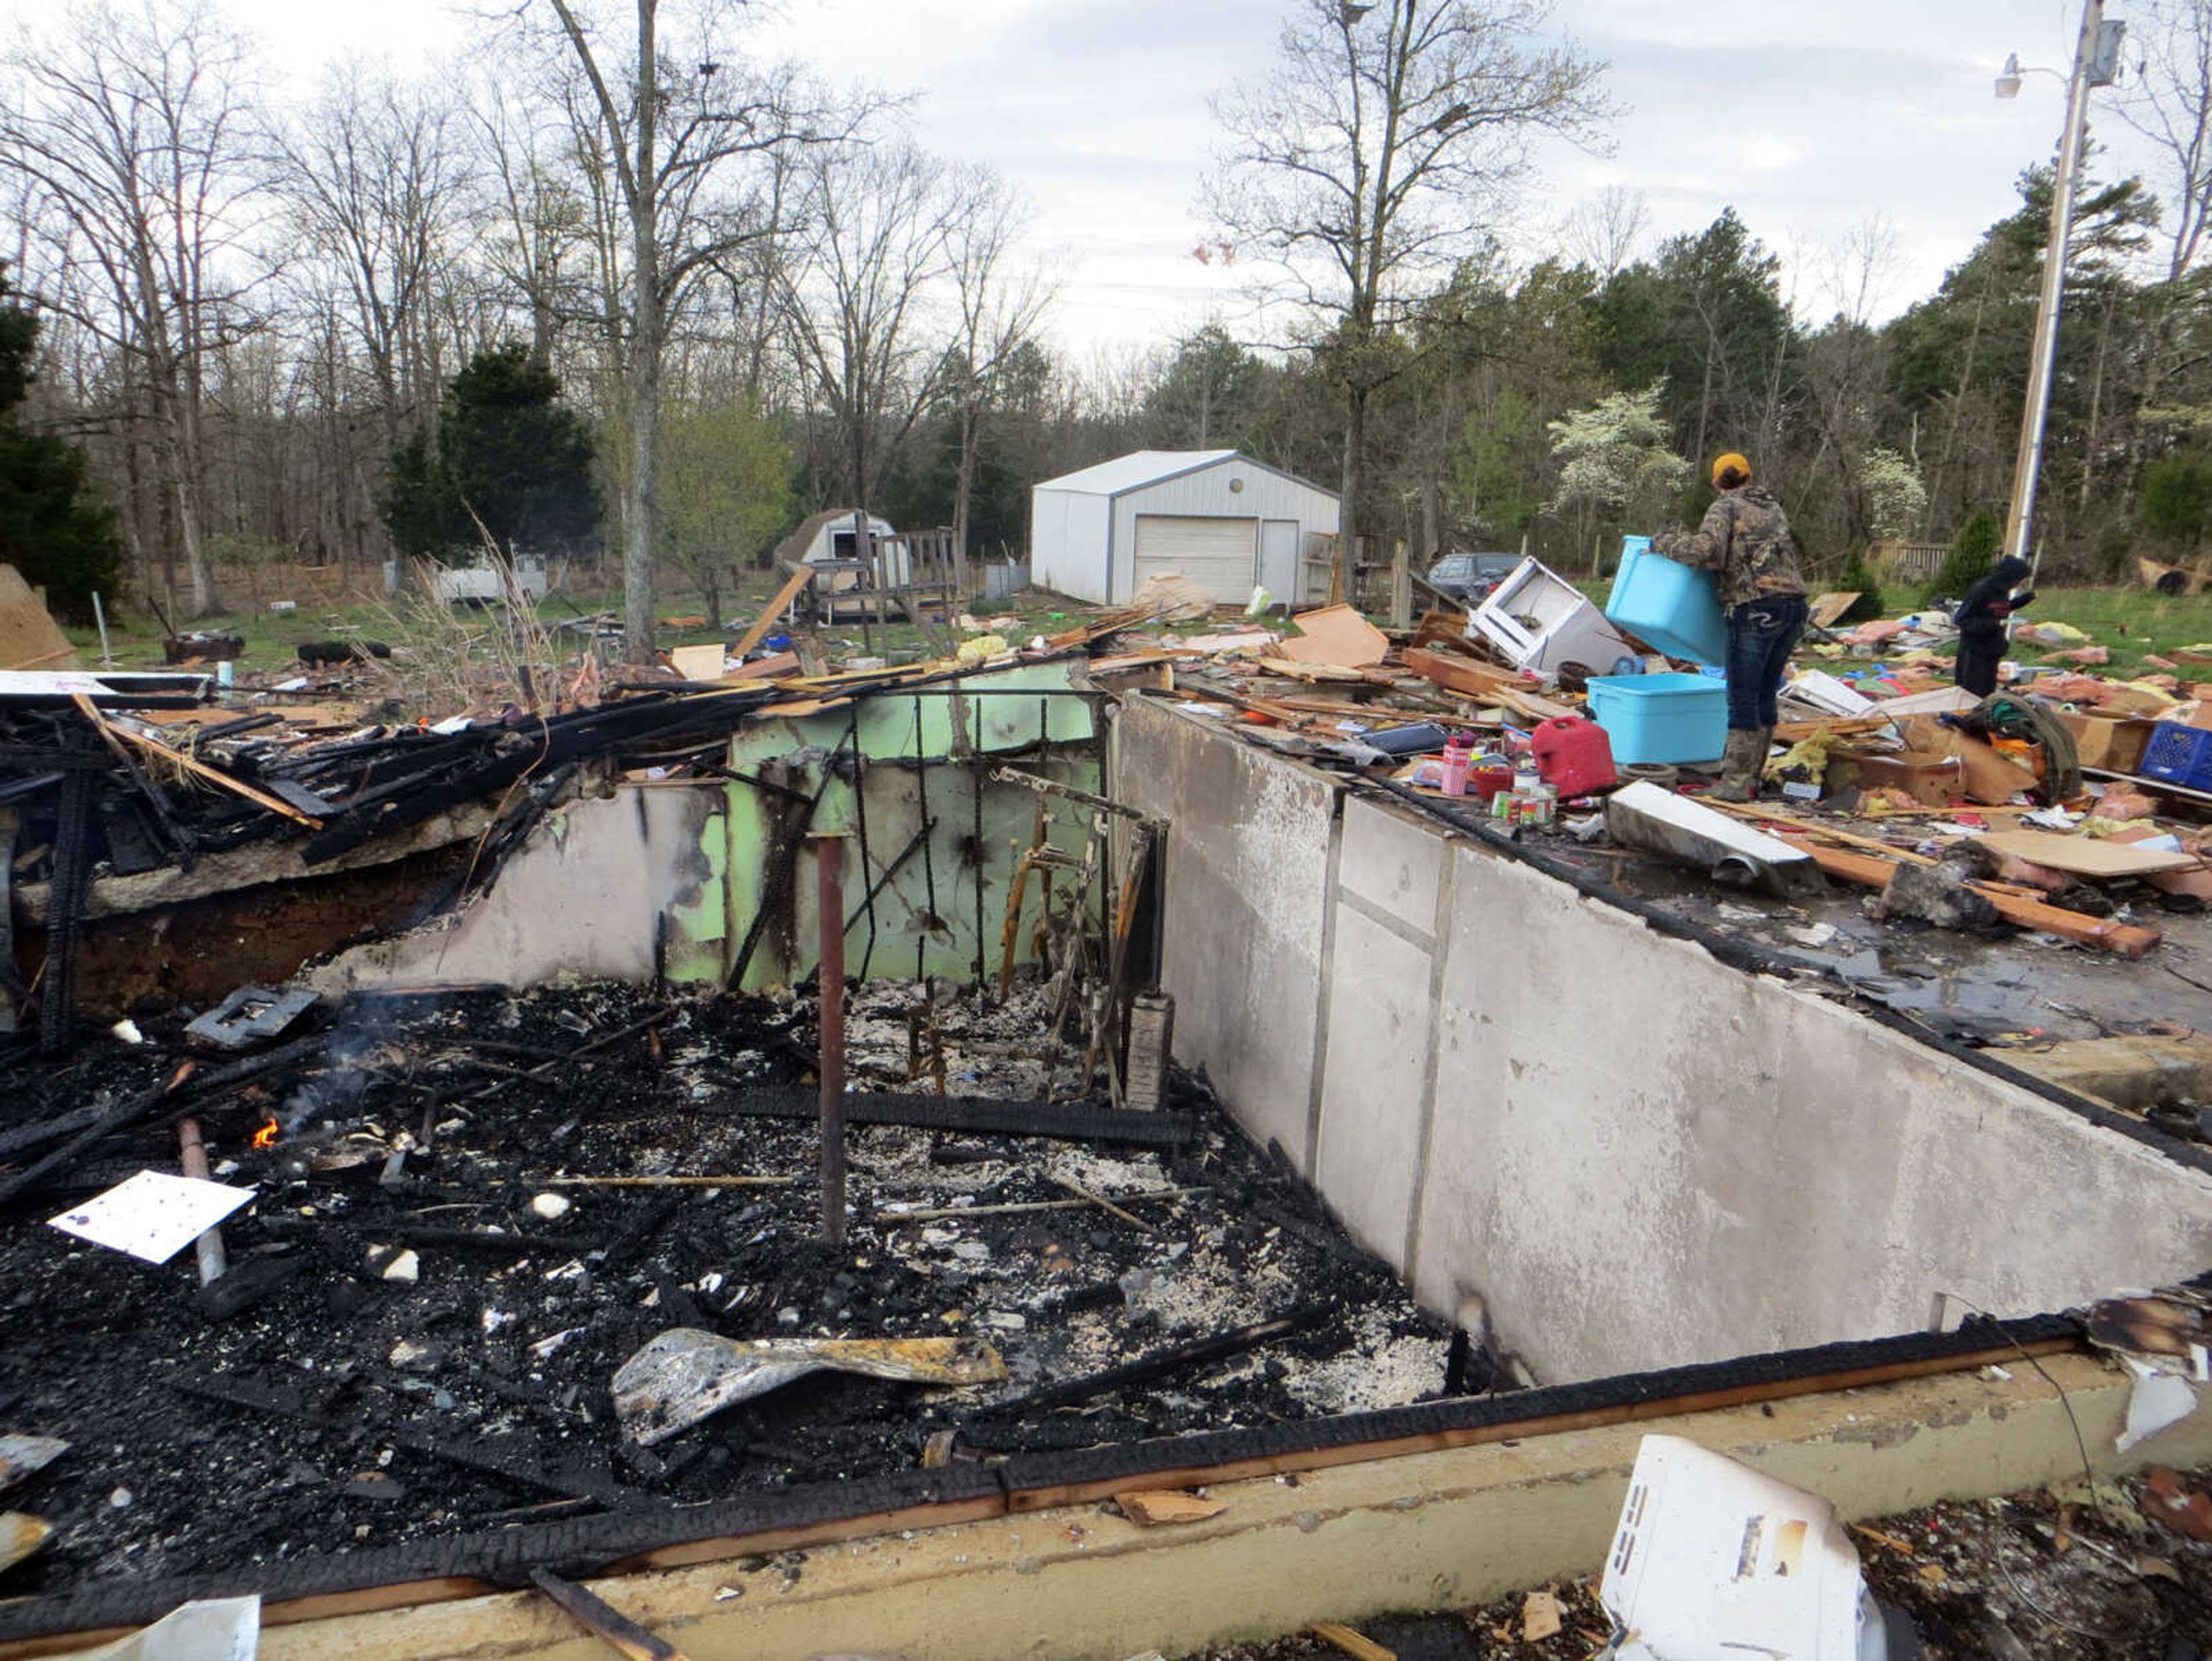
[429, 554, 550, 606]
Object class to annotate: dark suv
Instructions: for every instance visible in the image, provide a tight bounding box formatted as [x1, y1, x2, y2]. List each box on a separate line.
[1425, 551, 1521, 606]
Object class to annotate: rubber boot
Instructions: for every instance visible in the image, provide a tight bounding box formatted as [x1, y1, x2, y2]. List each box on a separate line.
[1710, 729, 1762, 802]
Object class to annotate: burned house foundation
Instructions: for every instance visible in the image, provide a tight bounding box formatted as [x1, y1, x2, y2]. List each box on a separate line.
[1112, 695, 2212, 1383]
[6, 654, 2212, 1658]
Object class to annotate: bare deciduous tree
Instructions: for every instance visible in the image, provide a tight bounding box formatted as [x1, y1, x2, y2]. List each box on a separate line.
[2122, 0, 2212, 283]
[1206, 0, 1611, 596]
[776, 141, 960, 519]
[283, 70, 475, 454]
[527, 0, 840, 661]
[1560, 183, 1647, 281]
[942, 166, 1052, 567]
[475, 77, 592, 370]
[0, 0, 270, 616]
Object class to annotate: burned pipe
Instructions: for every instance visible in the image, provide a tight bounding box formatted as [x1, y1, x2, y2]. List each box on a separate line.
[814, 833, 849, 1247]
[176, 1118, 228, 1285]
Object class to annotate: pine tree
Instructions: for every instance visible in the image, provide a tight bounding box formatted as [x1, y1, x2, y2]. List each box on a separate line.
[0, 269, 122, 621]
[1930, 508, 2002, 601]
[380, 344, 600, 562]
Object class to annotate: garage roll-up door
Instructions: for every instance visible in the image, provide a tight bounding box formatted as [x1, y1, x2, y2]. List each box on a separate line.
[1131, 515, 1257, 601]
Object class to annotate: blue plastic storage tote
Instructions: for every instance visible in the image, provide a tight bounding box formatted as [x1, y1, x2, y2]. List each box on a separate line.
[1585, 672, 1729, 765]
[1604, 535, 1728, 665]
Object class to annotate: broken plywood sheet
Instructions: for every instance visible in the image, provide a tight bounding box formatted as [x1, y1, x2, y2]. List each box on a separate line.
[1806, 591, 1862, 629]
[668, 643, 728, 680]
[1253, 655, 1369, 684]
[1280, 604, 1388, 668]
[1975, 828, 2202, 878]
[0, 564, 75, 672]
[724, 650, 800, 681]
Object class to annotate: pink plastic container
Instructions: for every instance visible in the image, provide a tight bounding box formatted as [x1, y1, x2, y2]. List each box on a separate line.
[1440, 736, 1472, 797]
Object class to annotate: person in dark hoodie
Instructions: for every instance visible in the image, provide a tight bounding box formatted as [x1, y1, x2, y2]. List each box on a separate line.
[1952, 555, 2036, 697]
[1654, 453, 1808, 801]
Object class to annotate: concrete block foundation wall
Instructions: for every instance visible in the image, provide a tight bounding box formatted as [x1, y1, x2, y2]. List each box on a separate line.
[1113, 697, 2212, 1384]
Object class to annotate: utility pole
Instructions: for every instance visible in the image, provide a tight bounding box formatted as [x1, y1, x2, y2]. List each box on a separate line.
[2001, 0, 2125, 565]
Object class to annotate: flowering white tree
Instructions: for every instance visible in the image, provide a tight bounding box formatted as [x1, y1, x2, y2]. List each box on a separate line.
[1547, 384, 1688, 532]
[1858, 448, 1927, 540]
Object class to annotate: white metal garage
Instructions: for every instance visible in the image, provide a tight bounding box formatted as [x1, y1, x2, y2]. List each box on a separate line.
[1029, 450, 1340, 605]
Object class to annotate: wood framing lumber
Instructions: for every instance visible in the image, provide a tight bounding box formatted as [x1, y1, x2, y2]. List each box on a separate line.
[730, 566, 818, 659]
[1785, 837, 2162, 955]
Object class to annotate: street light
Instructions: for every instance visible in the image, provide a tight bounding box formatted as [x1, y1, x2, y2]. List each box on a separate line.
[1997, 4, 2126, 571]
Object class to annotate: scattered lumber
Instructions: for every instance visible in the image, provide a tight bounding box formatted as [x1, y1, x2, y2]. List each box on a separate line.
[1771, 714, 1895, 743]
[1410, 607, 1472, 653]
[531, 1567, 694, 1661]
[1252, 655, 1369, 684]
[1763, 822, 2164, 957]
[1052, 1176, 1155, 1231]
[1313, 1622, 1397, 1661]
[81, 697, 324, 827]
[1704, 798, 1936, 866]
[730, 564, 817, 658]
[1401, 647, 1577, 722]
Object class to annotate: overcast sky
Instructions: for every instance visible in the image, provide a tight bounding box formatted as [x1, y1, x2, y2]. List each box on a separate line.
[149, 0, 2172, 356]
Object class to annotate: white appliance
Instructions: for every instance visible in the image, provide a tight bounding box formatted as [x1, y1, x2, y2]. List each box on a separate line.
[1469, 556, 1637, 674]
[1597, 1435, 1910, 1660]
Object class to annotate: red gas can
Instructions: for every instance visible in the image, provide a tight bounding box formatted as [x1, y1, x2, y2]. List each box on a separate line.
[1531, 717, 1618, 797]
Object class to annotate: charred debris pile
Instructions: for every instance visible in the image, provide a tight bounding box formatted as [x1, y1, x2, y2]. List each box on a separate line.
[0, 591, 1183, 1056]
[0, 668, 819, 1056]
[0, 979, 1459, 1596]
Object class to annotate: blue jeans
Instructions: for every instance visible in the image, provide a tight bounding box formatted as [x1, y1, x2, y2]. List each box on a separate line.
[1724, 594, 1807, 730]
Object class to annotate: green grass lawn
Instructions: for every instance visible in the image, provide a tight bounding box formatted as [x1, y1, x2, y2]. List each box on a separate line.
[1567, 578, 2212, 680]
[56, 577, 1081, 680]
[75, 568, 2212, 693]
[1997, 587, 2212, 676]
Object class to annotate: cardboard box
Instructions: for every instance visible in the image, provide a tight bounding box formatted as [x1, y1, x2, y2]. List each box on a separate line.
[2059, 710, 2156, 774]
[1902, 715, 2040, 803]
[2099, 685, 2176, 718]
[1824, 746, 1965, 807]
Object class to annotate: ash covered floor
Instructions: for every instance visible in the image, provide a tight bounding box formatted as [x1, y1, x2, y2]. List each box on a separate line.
[0, 979, 1454, 1597]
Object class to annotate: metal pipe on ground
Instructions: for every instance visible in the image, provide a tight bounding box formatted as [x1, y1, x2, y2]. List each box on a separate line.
[175, 1118, 226, 1285]
[813, 832, 849, 1247]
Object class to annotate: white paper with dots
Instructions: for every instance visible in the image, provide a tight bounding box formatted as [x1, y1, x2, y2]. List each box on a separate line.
[48, 1170, 256, 1264]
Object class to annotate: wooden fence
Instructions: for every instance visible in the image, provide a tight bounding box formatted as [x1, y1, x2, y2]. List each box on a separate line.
[1871, 540, 1946, 582]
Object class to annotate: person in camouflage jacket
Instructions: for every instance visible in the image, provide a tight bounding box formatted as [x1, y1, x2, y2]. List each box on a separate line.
[1650, 453, 1808, 801]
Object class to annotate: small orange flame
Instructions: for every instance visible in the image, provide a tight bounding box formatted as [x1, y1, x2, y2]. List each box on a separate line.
[251, 1119, 279, 1151]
